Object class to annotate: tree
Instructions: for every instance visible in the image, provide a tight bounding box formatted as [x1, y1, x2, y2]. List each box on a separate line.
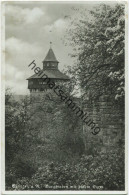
[65, 4, 125, 103]
[5, 90, 37, 188]
[5, 88, 85, 189]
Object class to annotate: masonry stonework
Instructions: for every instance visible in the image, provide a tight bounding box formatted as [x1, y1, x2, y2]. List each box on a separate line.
[83, 94, 124, 153]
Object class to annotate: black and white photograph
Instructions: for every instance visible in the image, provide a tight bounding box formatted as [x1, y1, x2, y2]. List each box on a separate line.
[1, 0, 127, 193]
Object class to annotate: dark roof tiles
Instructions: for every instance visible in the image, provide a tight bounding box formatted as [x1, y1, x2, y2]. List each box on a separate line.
[43, 48, 59, 62]
[27, 47, 70, 81]
[27, 69, 70, 80]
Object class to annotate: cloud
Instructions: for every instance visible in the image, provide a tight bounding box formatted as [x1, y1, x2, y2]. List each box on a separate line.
[5, 63, 24, 83]
[5, 37, 44, 94]
[5, 5, 44, 25]
[25, 7, 44, 24]
[5, 37, 43, 64]
[5, 63, 29, 95]
[5, 36, 74, 95]
[44, 18, 67, 34]
[4, 3, 83, 95]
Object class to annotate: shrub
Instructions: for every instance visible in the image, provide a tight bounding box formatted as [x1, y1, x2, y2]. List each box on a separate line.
[11, 148, 124, 191]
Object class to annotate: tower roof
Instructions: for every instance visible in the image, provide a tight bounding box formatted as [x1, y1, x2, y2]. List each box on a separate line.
[43, 48, 59, 62]
[27, 69, 70, 81]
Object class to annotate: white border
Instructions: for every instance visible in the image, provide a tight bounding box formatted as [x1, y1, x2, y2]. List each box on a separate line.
[1, 0, 128, 194]
[1, 190, 127, 194]
[1, 1, 5, 194]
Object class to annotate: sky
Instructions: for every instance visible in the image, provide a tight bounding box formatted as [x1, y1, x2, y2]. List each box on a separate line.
[4, 1, 117, 95]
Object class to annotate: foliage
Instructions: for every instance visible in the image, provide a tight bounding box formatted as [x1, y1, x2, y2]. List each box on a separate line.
[5, 88, 84, 188]
[11, 148, 124, 191]
[65, 4, 125, 102]
[5, 89, 38, 187]
[5, 4, 125, 190]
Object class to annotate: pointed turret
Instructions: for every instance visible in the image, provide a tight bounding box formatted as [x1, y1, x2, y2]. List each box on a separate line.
[27, 42, 70, 93]
[43, 48, 59, 63]
[43, 46, 59, 70]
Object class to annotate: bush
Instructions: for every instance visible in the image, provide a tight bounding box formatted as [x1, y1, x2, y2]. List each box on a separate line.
[11, 148, 124, 191]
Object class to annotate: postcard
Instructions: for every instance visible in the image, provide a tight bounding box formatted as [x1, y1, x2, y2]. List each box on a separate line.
[1, 0, 128, 194]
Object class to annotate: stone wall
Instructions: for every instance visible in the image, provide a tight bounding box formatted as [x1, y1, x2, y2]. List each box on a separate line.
[83, 95, 124, 153]
[30, 90, 124, 154]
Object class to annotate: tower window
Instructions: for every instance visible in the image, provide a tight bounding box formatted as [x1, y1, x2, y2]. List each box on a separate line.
[39, 81, 46, 84]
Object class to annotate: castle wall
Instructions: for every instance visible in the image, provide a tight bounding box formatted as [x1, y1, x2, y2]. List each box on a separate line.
[83, 95, 124, 153]
[30, 88, 124, 155]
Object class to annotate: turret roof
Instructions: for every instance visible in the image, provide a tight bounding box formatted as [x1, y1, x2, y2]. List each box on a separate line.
[27, 45, 70, 81]
[27, 69, 70, 80]
[43, 48, 59, 62]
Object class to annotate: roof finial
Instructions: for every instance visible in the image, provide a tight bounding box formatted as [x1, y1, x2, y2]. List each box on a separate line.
[50, 41, 52, 48]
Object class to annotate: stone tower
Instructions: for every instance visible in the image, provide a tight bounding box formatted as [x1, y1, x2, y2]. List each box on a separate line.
[26, 45, 72, 150]
[27, 45, 70, 100]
